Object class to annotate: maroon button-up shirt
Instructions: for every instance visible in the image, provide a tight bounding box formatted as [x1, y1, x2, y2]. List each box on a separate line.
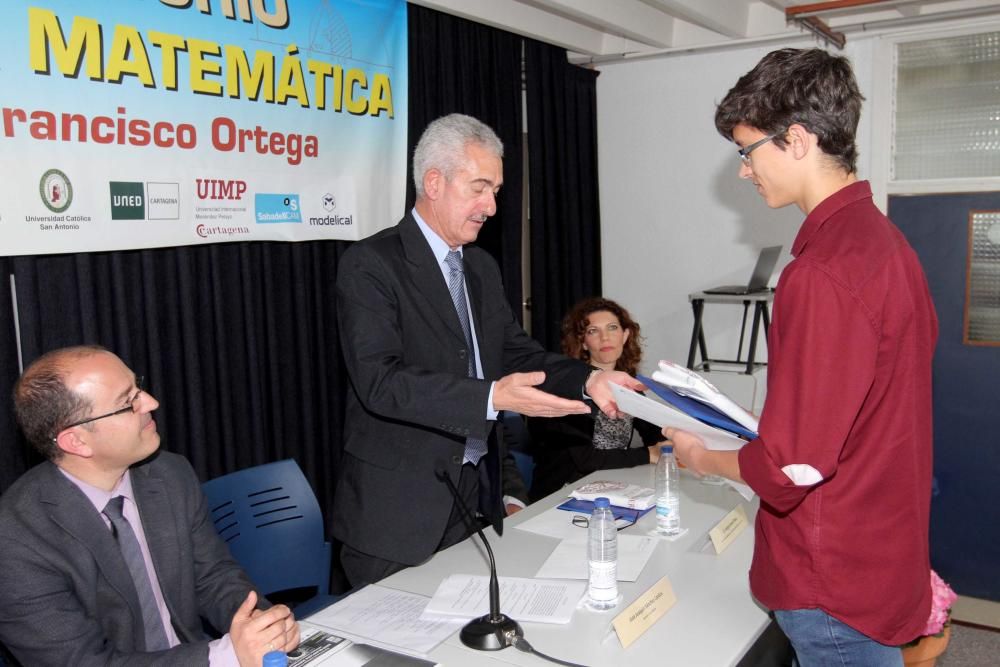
[738, 180, 938, 645]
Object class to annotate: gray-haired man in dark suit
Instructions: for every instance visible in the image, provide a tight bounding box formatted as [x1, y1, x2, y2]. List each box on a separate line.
[333, 114, 644, 586]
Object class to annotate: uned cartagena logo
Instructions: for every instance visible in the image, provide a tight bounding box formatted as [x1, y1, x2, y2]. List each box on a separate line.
[110, 182, 145, 220]
[40, 169, 72, 213]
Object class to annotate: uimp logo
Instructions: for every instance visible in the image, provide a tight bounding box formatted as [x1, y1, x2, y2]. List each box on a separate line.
[196, 178, 247, 200]
[40, 169, 73, 213]
[322, 193, 336, 211]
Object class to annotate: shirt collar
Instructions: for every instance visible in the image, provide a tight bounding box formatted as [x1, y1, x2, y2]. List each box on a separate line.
[59, 467, 133, 514]
[412, 207, 461, 266]
[792, 180, 873, 257]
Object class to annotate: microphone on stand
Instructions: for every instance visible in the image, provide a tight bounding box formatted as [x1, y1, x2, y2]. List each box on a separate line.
[435, 468, 523, 651]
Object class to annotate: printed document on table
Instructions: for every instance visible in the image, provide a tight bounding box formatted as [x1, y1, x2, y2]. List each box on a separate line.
[535, 534, 658, 581]
[306, 584, 462, 658]
[421, 575, 586, 624]
[611, 383, 755, 500]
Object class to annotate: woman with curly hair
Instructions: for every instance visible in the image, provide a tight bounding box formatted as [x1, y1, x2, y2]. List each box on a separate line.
[527, 297, 664, 501]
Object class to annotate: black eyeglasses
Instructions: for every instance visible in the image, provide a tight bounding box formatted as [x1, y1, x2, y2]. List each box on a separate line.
[572, 509, 641, 531]
[738, 129, 786, 166]
[53, 376, 145, 440]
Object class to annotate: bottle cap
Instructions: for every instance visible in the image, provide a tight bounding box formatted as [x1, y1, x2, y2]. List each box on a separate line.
[594, 497, 611, 508]
[263, 651, 288, 667]
[661, 445, 673, 453]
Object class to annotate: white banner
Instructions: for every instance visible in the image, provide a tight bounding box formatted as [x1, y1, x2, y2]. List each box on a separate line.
[0, 0, 408, 255]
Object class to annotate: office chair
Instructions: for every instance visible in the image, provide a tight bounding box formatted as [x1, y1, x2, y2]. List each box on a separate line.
[201, 459, 337, 617]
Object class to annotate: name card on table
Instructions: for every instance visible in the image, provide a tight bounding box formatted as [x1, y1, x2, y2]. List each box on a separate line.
[708, 505, 749, 554]
[610, 576, 676, 649]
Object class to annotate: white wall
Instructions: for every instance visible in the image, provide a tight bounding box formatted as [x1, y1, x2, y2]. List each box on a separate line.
[595, 38, 877, 378]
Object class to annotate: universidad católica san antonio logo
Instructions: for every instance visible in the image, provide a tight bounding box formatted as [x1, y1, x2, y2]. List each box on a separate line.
[39, 169, 73, 213]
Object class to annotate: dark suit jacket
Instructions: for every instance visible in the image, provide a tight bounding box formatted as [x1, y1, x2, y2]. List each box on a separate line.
[333, 214, 590, 565]
[0, 451, 259, 666]
[528, 412, 662, 502]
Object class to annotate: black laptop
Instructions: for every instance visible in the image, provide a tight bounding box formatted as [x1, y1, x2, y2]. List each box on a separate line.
[703, 245, 782, 295]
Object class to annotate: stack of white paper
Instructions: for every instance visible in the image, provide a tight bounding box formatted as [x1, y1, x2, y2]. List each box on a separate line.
[652, 360, 760, 433]
[609, 383, 755, 500]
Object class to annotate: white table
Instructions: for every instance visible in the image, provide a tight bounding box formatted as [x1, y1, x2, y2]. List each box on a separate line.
[367, 466, 769, 666]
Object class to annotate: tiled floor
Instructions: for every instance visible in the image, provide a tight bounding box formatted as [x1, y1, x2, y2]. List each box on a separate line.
[952, 595, 1000, 630]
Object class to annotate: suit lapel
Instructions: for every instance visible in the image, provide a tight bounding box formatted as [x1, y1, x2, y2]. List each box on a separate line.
[399, 215, 469, 346]
[39, 464, 144, 630]
[131, 462, 183, 621]
[463, 253, 488, 357]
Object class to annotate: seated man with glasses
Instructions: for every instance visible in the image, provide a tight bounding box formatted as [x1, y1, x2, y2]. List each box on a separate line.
[0, 345, 299, 666]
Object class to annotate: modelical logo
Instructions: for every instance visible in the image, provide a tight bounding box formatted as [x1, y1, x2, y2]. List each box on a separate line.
[196, 178, 247, 200]
[322, 193, 336, 211]
[40, 169, 72, 213]
[109, 182, 145, 220]
[255, 193, 302, 223]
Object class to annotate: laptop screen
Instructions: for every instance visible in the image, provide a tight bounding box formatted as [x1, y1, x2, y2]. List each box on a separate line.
[747, 245, 782, 290]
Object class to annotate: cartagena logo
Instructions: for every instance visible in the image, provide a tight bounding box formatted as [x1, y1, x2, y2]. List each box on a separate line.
[195, 223, 250, 239]
[255, 193, 302, 223]
[40, 169, 73, 213]
[146, 182, 180, 220]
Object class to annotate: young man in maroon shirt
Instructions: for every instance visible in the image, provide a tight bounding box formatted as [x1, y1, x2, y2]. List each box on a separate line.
[667, 49, 939, 666]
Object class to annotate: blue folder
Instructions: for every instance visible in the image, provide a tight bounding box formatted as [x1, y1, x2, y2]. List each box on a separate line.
[637, 374, 758, 440]
[556, 498, 652, 527]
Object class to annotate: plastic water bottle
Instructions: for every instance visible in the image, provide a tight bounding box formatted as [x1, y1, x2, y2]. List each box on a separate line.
[655, 445, 681, 536]
[263, 650, 287, 667]
[586, 497, 620, 610]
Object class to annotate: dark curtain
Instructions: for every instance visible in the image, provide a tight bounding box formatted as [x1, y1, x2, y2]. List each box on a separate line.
[0, 242, 348, 528]
[0, 3, 603, 599]
[525, 39, 602, 351]
[406, 4, 525, 314]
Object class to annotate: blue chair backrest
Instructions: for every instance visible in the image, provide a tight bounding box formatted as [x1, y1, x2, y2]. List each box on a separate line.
[201, 460, 330, 597]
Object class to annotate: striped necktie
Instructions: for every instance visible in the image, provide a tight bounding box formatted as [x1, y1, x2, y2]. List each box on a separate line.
[445, 250, 488, 464]
[103, 495, 170, 652]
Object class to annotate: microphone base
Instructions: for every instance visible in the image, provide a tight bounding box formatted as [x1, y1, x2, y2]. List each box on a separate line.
[459, 613, 523, 651]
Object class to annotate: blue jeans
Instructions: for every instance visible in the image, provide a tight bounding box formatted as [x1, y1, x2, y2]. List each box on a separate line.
[774, 609, 903, 667]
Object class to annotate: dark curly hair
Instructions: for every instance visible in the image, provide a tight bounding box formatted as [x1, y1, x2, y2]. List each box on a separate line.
[560, 297, 643, 375]
[14, 345, 105, 460]
[714, 48, 864, 173]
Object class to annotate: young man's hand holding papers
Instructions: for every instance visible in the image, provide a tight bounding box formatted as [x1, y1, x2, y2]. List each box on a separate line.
[610, 361, 757, 499]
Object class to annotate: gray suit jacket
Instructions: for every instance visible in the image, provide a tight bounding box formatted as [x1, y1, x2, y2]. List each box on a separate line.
[333, 214, 589, 565]
[0, 451, 258, 666]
